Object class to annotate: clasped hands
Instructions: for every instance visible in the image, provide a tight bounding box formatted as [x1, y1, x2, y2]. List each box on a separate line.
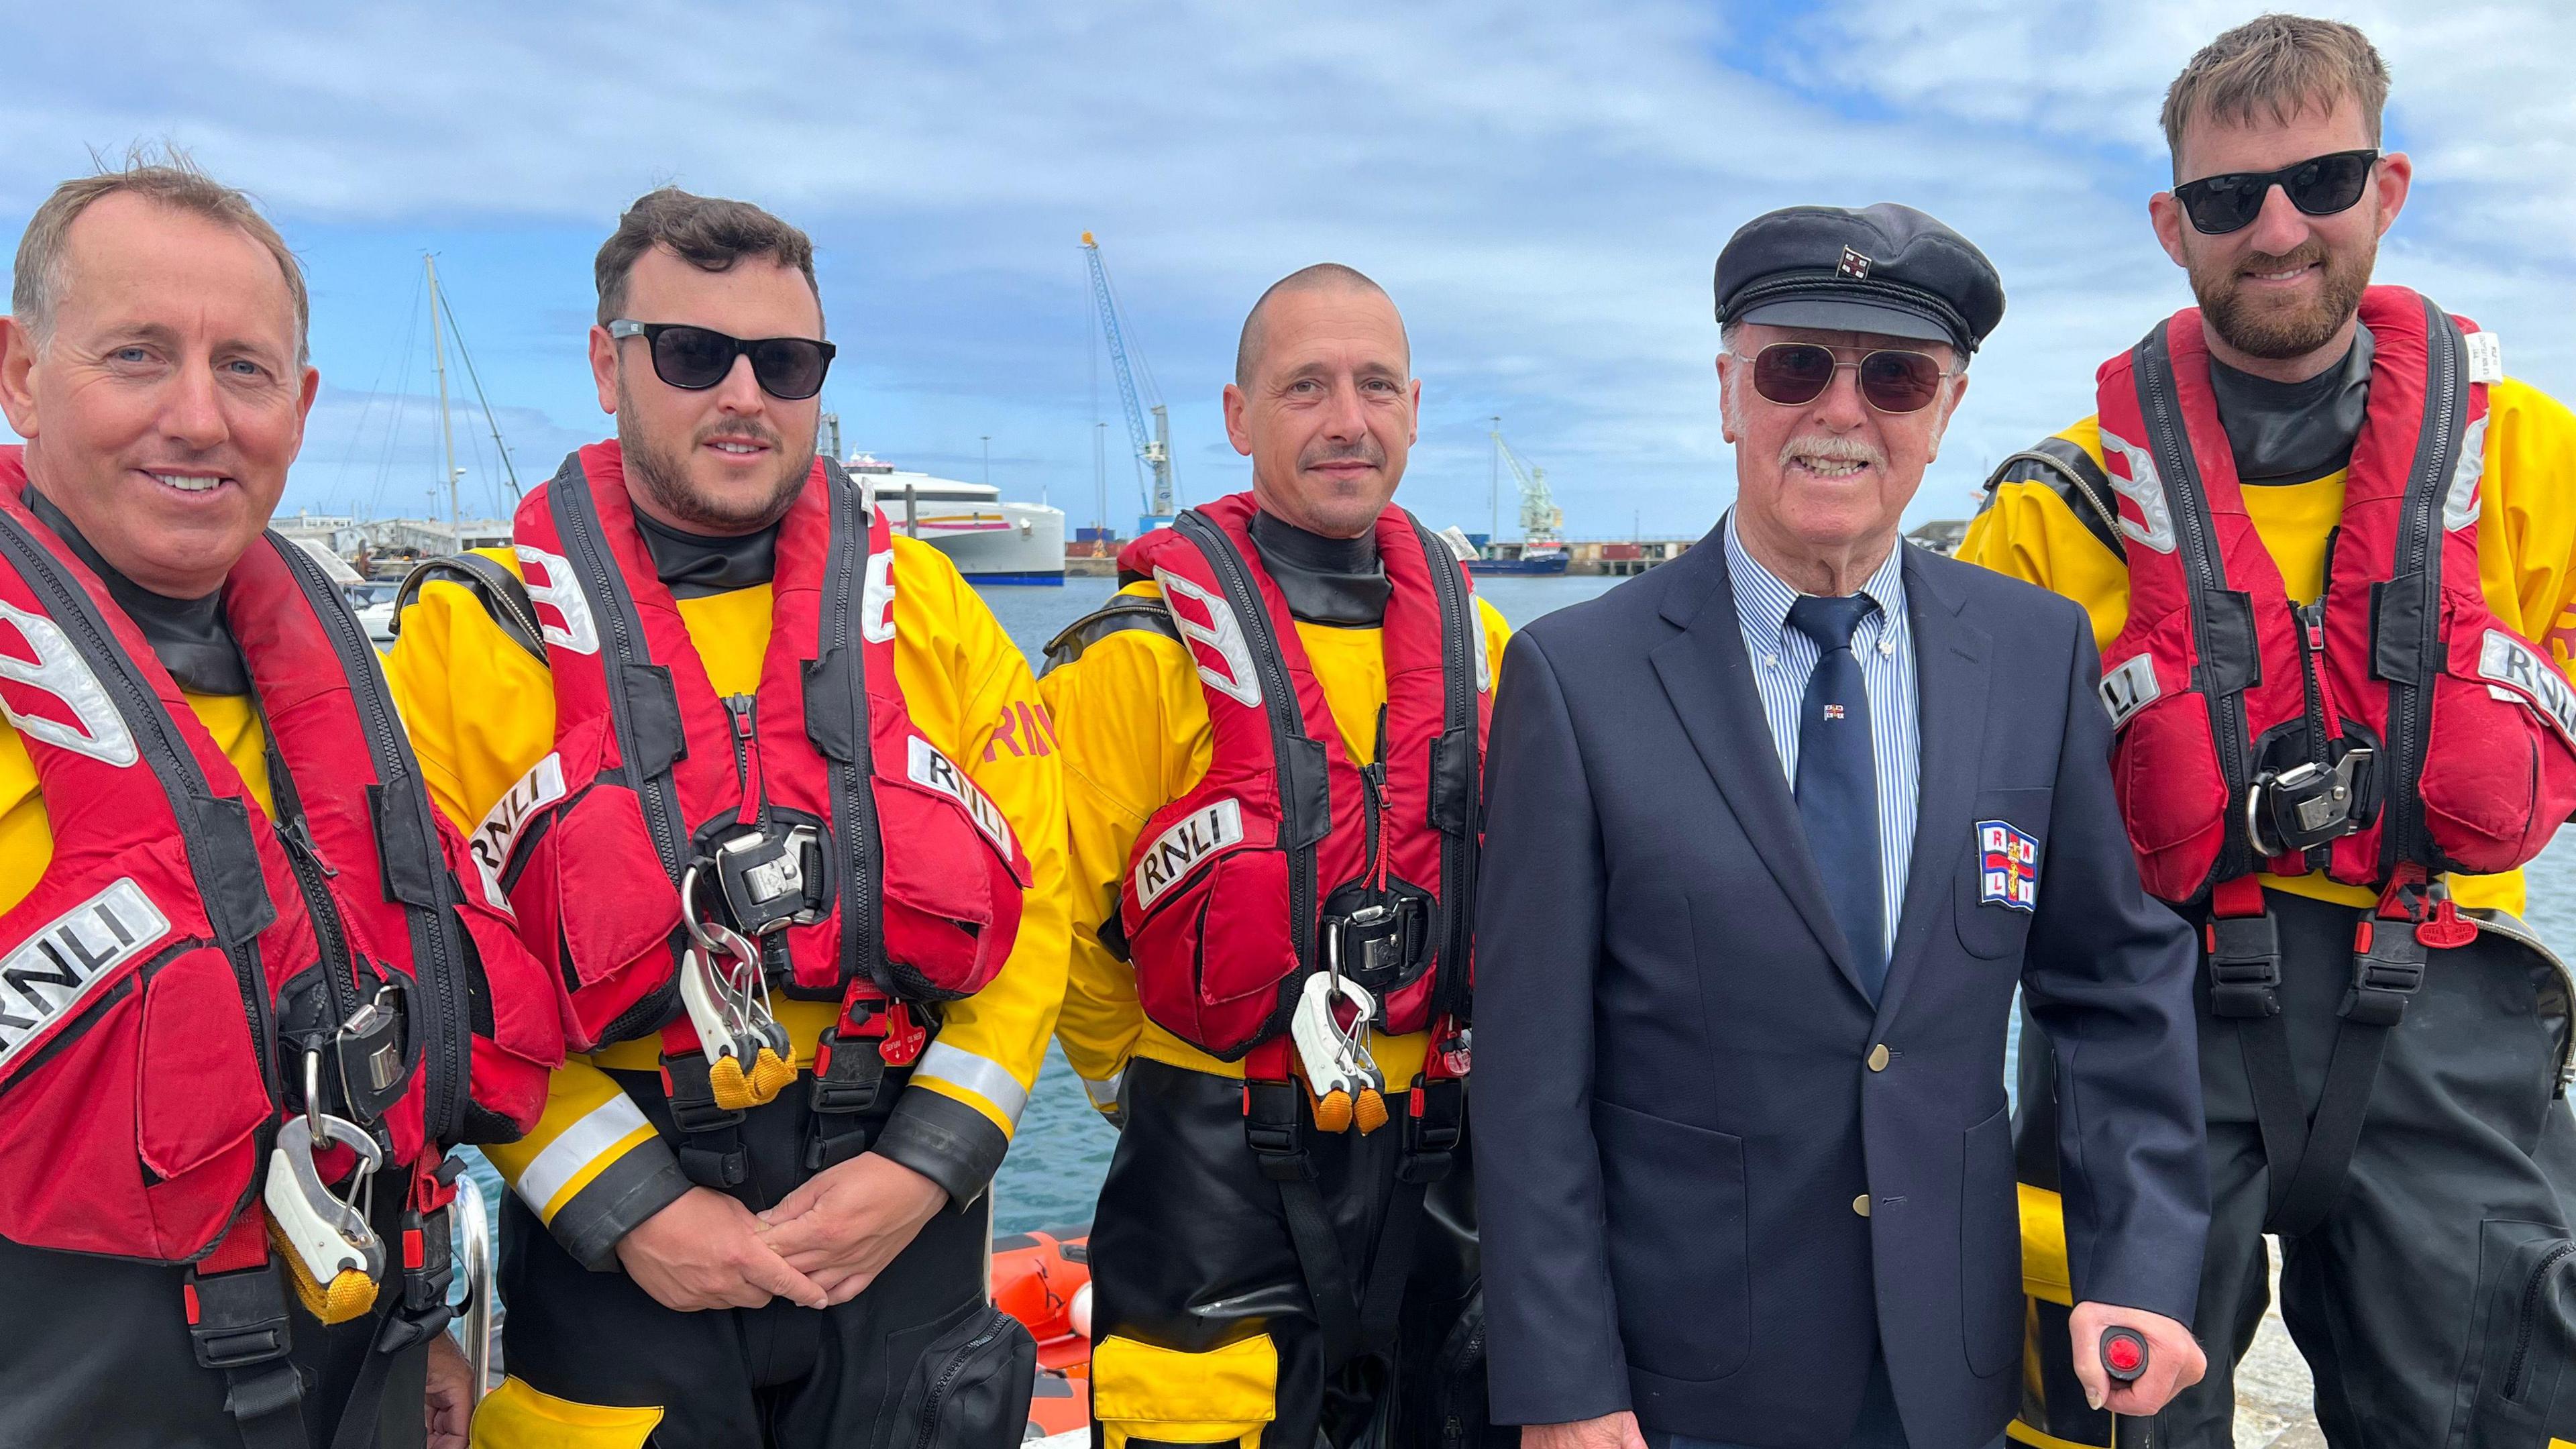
[613, 1150, 948, 1311]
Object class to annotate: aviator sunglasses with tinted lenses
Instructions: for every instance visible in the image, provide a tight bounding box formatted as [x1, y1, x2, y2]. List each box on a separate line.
[607, 319, 838, 400]
[2172, 148, 2379, 235]
[1742, 343, 1951, 414]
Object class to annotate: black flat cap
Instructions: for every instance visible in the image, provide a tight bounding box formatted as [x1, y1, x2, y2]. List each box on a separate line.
[1714, 203, 2004, 355]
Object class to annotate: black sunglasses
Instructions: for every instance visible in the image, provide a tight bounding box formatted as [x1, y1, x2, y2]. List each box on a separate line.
[1737, 342, 1952, 415]
[606, 319, 837, 400]
[2173, 149, 2379, 235]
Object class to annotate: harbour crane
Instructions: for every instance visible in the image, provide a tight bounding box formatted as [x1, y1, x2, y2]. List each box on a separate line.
[1081, 231, 1177, 534]
[1468, 420, 1570, 576]
[1493, 421, 1564, 544]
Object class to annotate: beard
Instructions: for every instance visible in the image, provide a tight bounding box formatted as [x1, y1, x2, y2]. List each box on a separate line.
[2190, 236, 2373, 361]
[614, 392, 814, 537]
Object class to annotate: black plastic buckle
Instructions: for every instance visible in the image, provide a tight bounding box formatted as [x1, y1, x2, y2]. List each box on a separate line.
[677, 1144, 750, 1187]
[2345, 919, 2428, 1028]
[1243, 1079, 1308, 1181]
[2206, 912, 2284, 1018]
[659, 1051, 748, 1135]
[706, 823, 828, 938]
[187, 1264, 293, 1371]
[1400, 1077, 1466, 1185]
[810, 1026, 887, 1114]
[399, 1203, 453, 1316]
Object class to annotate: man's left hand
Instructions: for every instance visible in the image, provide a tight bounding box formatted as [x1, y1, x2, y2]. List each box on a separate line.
[757, 1152, 950, 1305]
[424, 1332, 475, 1449]
[2068, 1301, 2205, 1417]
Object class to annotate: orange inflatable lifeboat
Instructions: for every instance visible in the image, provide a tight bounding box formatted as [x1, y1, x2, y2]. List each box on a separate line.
[994, 1224, 1093, 1438]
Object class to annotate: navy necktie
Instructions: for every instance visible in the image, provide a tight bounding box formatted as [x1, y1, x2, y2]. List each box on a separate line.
[1786, 593, 1886, 1002]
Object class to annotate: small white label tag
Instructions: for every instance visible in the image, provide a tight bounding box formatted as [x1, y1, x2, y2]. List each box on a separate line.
[1134, 798, 1245, 910]
[0, 879, 172, 1072]
[2465, 331, 2504, 385]
[906, 735, 1012, 857]
[468, 753, 566, 910]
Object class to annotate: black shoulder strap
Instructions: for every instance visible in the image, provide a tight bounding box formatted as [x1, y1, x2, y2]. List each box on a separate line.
[392, 552, 545, 664]
[1982, 435, 2125, 561]
[1038, 594, 1180, 678]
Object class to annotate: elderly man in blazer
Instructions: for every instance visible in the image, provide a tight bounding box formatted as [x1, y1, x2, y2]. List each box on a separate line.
[1473, 205, 2210, 1449]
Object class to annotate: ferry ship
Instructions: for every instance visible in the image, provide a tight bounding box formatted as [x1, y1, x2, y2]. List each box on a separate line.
[842, 453, 1067, 585]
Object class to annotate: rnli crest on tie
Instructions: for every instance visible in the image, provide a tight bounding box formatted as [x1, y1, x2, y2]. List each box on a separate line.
[1977, 820, 2039, 912]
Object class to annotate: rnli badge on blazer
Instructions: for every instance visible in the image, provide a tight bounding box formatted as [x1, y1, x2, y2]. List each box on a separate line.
[1977, 820, 2039, 912]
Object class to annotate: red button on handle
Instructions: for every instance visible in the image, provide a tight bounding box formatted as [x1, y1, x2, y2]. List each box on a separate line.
[2100, 1326, 2149, 1383]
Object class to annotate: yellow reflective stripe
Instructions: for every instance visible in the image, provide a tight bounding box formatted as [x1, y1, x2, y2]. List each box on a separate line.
[2019, 1182, 2073, 1307]
[515, 1093, 657, 1220]
[913, 1039, 1029, 1123]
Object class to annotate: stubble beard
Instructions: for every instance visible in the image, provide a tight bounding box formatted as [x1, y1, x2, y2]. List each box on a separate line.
[616, 380, 813, 534]
[2192, 236, 2375, 362]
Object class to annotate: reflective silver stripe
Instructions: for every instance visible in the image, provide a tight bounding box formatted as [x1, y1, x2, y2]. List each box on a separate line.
[913, 1040, 1029, 1123]
[513, 1093, 654, 1217]
[1081, 1070, 1126, 1110]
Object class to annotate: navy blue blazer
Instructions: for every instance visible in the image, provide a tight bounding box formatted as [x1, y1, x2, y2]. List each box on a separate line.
[1472, 533, 2207, 1448]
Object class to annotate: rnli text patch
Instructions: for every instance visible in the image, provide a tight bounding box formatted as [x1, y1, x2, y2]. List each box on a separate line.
[1977, 820, 2039, 912]
[908, 735, 1013, 857]
[1135, 799, 1245, 910]
[468, 752, 566, 910]
[0, 879, 170, 1073]
[2479, 629, 2576, 747]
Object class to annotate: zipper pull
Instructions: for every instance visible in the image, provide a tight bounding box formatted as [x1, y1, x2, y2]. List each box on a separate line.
[724, 694, 763, 826]
[2298, 600, 2326, 655]
[282, 814, 339, 877]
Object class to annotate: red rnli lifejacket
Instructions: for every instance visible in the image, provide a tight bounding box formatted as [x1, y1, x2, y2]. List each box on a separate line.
[491, 443, 1030, 1051]
[1112, 494, 1490, 1061]
[0, 448, 558, 1265]
[2094, 286, 2576, 904]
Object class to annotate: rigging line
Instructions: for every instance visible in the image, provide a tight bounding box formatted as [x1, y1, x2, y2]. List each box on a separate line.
[365, 275, 428, 523]
[341, 263, 425, 517]
[434, 280, 522, 505]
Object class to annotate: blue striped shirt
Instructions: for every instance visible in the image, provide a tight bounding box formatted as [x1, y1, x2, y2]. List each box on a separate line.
[1724, 512, 1921, 957]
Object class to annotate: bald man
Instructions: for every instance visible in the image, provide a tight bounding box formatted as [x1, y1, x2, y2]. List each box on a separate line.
[1041, 266, 1515, 1449]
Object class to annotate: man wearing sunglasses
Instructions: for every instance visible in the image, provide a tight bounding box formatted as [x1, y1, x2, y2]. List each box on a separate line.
[1964, 15, 2576, 1446]
[1477, 202, 2209, 1449]
[386, 187, 1069, 1448]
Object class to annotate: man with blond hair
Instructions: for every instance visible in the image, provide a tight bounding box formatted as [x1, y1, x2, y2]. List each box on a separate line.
[0, 156, 562, 1448]
[1966, 15, 2576, 1444]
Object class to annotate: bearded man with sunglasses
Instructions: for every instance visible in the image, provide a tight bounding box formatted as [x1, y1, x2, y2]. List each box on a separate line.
[1964, 16, 2576, 1448]
[386, 187, 1067, 1448]
[1477, 203, 2208, 1449]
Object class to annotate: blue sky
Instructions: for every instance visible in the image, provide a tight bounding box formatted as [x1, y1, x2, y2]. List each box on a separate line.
[5, 0, 2570, 541]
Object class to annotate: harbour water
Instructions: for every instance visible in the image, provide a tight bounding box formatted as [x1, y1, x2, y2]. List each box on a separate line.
[472, 566, 2576, 1242]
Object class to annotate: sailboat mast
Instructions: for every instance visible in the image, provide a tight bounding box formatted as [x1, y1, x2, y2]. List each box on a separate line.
[425, 254, 462, 548]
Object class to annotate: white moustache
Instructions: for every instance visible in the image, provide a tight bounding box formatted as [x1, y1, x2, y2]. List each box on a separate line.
[1778, 433, 1888, 472]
